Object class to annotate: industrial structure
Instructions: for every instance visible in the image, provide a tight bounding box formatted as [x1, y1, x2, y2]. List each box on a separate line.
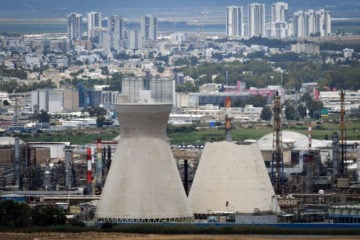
[188, 95, 278, 221]
[188, 142, 279, 218]
[95, 75, 193, 223]
[0, 86, 360, 225]
[96, 104, 193, 222]
[271, 91, 285, 195]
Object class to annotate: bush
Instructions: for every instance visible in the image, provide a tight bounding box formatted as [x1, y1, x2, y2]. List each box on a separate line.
[0, 200, 31, 229]
[31, 205, 66, 226]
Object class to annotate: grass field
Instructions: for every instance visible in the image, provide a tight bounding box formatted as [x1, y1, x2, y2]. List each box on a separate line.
[17, 119, 360, 145]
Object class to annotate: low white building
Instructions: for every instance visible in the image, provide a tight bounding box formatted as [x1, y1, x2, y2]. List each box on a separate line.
[319, 90, 360, 113]
[25, 54, 41, 69]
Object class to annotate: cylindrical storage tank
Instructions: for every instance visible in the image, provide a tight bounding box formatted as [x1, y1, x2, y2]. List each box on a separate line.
[96, 104, 193, 223]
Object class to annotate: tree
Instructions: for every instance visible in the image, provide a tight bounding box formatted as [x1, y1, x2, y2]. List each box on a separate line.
[86, 107, 107, 117]
[174, 58, 189, 66]
[0, 200, 31, 229]
[31, 205, 66, 226]
[297, 104, 307, 119]
[3, 99, 10, 106]
[36, 109, 50, 123]
[175, 82, 199, 92]
[260, 105, 272, 121]
[301, 93, 323, 119]
[101, 66, 110, 75]
[284, 105, 300, 120]
[96, 115, 106, 128]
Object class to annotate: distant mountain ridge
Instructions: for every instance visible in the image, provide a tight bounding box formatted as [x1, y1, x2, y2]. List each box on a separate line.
[0, 0, 357, 19]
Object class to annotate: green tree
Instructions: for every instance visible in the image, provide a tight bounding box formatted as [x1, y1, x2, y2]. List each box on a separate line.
[176, 82, 199, 92]
[96, 115, 106, 128]
[101, 66, 110, 75]
[301, 93, 323, 119]
[284, 104, 299, 120]
[297, 104, 307, 119]
[86, 107, 107, 117]
[35, 109, 50, 123]
[0, 200, 31, 229]
[174, 58, 190, 66]
[260, 105, 273, 121]
[31, 205, 66, 226]
[3, 99, 10, 106]
[189, 56, 199, 66]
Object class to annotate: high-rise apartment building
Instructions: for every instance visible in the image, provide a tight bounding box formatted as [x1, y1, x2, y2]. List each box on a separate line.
[248, 3, 266, 37]
[107, 15, 124, 50]
[315, 9, 331, 36]
[271, 2, 288, 22]
[293, 10, 305, 38]
[141, 15, 157, 41]
[293, 9, 331, 38]
[304, 10, 315, 37]
[129, 30, 142, 50]
[226, 6, 244, 38]
[87, 11, 102, 40]
[269, 2, 289, 39]
[67, 13, 82, 40]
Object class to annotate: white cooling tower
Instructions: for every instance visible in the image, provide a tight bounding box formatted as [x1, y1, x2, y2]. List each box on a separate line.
[96, 103, 193, 223]
[188, 141, 278, 215]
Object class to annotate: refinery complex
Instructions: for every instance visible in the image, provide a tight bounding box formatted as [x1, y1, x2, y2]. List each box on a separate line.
[0, 78, 359, 226]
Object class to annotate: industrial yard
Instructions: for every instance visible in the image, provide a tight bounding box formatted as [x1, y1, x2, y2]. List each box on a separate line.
[1, 78, 360, 230]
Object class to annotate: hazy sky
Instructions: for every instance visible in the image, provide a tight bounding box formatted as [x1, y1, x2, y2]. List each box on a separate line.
[0, 0, 358, 19]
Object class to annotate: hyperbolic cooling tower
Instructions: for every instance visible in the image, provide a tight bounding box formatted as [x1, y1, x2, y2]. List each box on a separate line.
[96, 103, 193, 223]
[188, 142, 278, 215]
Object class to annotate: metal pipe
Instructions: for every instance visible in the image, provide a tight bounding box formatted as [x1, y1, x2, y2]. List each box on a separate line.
[184, 159, 189, 196]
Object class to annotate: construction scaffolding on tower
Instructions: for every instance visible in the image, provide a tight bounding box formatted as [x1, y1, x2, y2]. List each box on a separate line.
[339, 90, 347, 178]
[271, 91, 286, 195]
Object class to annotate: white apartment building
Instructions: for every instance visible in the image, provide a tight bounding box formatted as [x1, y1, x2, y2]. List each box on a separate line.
[315, 9, 331, 36]
[141, 15, 157, 41]
[25, 54, 41, 69]
[107, 15, 124, 50]
[271, 2, 288, 22]
[87, 11, 102, 39]
[248, 3, 266, 37]
[319, 91, 360, 113]
[67, 13, 82, 40]
[293, 9, 331, 37]
[226, 6, 244, 38]
[129, 30, 142, 50]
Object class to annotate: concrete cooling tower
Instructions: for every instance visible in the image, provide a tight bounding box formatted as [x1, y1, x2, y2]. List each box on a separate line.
[188, 141, 278, 216]
[96, 103, 193, 223]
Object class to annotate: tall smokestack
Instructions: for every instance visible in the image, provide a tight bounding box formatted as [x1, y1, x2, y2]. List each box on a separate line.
[86, 147, 92, 194]
[225, 96, 232, 142]
[65, 148, 72, 190]
[14, 137, 20, 189]
[96, 138, 103, 186]
[339, 90, 346, 177]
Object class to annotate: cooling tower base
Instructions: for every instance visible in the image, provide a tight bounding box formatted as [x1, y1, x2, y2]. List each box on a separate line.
[98, 216, 193, 224]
